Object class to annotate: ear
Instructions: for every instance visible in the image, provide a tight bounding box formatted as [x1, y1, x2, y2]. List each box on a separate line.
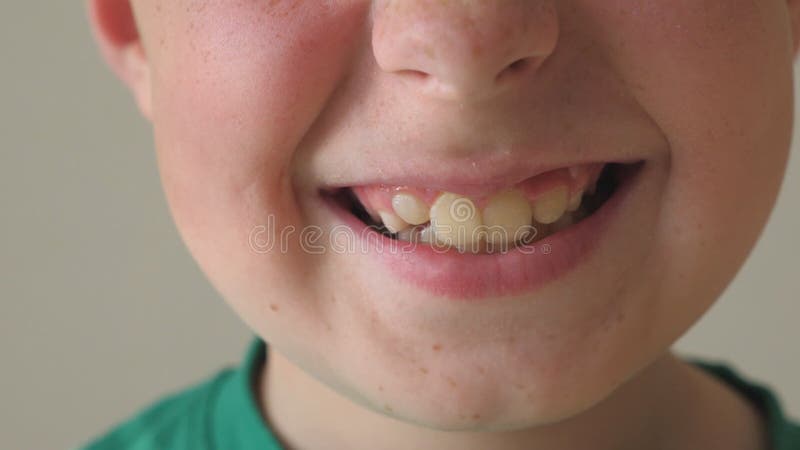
[788, 0, 800, 59]
[87, 0, 152, 119]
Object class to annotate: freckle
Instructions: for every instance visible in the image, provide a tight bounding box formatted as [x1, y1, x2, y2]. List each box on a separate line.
[269, 304, 279, 312]
[514, 383, 525, 389]
[383, 404, 393, 413]
[446, 377, 457, 388]
[477, 366, 486, 375]
[419, 367, 428, 374]
[378, 385, 384, 391]
[432, 344, 442, 351]
[472, 413, 481, 419]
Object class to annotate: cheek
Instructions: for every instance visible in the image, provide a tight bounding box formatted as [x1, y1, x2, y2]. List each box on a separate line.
[589, 0, 794, 307]
[143, 1, 370, 318]
[150, 1, 367, 212]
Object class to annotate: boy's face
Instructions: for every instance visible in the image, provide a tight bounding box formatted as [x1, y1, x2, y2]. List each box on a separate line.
[108, 0, 796, 429]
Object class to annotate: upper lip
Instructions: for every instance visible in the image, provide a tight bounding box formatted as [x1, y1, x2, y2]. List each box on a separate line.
[314, 143, 647, 197]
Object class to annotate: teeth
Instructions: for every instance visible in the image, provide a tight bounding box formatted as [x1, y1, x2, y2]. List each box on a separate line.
[567, 189, 583, 212]
[481, 190, 533, 246]
[369, 173, 596, 251]
[532, 186, 569, 224]
[419, 225, 434, 243]
[378, 210, 410, 234]
[429, 193, 483, 252]
[395, 227, 417, 242]
[391, 192, 430, 225]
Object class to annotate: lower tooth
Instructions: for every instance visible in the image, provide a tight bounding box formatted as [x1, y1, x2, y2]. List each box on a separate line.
[395, 228, 416, 242]
[419, 226, 434, 244]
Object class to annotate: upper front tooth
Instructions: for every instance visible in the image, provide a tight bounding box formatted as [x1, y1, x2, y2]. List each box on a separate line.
[482, 190, 533, 245]
[391, 192, 430, 225]
[532, 186, 568, 224]
[430, 193, 483, 251]
[378, 210, 410, 234]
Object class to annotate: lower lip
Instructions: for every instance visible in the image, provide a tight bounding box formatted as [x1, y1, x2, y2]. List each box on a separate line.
[324, 165, 643, 300]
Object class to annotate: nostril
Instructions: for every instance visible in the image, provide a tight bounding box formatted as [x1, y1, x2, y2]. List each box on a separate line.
[507, 58, 529, 72]
[398, 69, 429, 80]
[495, 56, 541, 84]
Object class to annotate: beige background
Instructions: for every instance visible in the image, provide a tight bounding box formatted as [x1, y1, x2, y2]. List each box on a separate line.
[1, 3, 798, 450]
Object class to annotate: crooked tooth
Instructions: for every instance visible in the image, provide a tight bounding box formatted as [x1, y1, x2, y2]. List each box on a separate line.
[429, 193, 483, 252]
[567, 189, 584, 212]
[532, 186, 568, 224]
[391, 192, 430, 225]
[378, 210, 410, 234]
[482, 190, 533, 247]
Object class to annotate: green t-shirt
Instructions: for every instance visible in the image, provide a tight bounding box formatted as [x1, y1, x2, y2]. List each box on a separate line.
[79, 337, 800, 450]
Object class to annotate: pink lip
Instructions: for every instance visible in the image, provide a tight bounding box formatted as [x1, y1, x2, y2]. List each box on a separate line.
[322, 163, 643, 299]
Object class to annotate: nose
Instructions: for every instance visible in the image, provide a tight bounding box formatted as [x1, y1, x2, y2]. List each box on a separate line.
[371, 0, 559, 102]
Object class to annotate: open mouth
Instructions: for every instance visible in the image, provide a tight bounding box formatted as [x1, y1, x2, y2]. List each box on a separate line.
[325, 161, 642, 255]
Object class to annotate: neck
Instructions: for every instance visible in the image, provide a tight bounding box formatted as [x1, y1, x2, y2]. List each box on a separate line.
[258, 349, 721, 450]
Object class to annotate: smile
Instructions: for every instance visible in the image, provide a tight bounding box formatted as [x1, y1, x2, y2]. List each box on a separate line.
[320, 159, 645, 299]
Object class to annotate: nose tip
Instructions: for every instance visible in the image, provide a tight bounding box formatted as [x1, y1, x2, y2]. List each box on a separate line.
[372, 1, 559, 101]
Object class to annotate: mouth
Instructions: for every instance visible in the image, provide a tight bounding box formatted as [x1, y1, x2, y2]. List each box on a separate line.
[326, 162, 636, 253]
[320, 160, 645, 299]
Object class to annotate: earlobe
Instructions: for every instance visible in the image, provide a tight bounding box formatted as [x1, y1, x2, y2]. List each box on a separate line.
[87, 0, 152, 120]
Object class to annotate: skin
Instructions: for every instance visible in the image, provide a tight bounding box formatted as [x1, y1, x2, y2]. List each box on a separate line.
[90, 1, 800, 449]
